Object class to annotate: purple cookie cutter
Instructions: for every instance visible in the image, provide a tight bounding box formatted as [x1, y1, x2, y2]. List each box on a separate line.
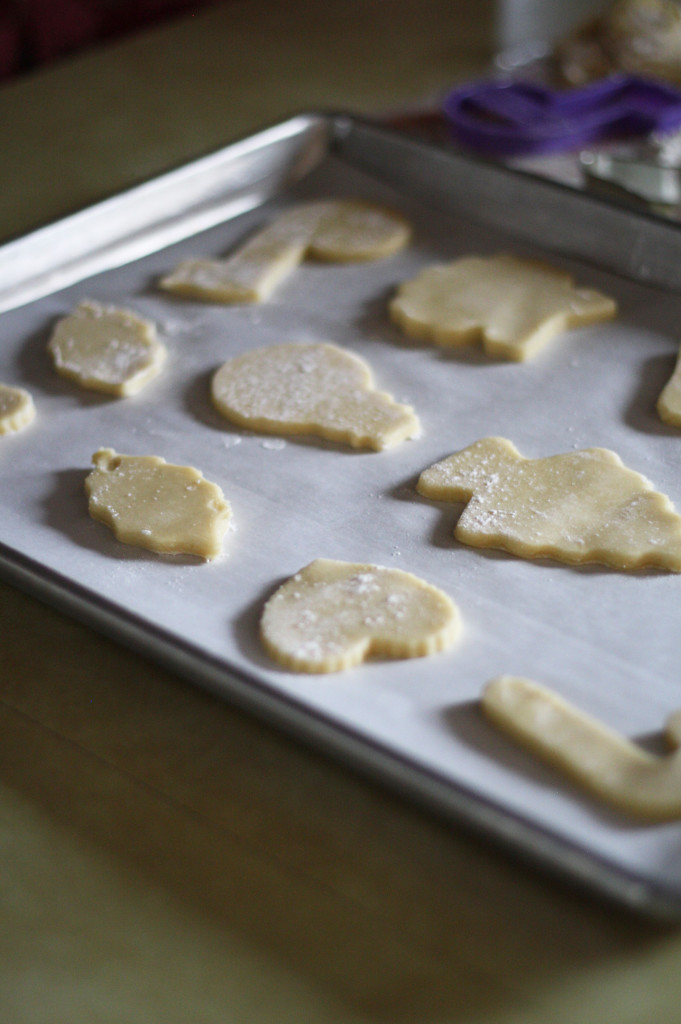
[442, 74, 681, 157]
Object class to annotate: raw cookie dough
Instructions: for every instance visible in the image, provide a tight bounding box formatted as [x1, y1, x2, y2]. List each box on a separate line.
[418, 436, 681, 571]
[211, 340, 420, 450]
[85, 448, 231, 560]
[389, 253, 617, 360]
[48, 300, 166, 396]
[159, 199, 411, 303]
[483, 675, 681, 821]
[657, 344, 681, 427]
[261, 558, 460, 673]
[0, 383, 35, 435]
[303, 199, 411, 261]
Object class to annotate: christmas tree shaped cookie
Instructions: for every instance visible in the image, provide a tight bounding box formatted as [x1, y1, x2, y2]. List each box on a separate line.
[418, 436, 681, 571]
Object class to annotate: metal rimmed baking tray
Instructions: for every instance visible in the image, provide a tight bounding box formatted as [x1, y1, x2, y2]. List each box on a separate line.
[2, 112, 681, 919]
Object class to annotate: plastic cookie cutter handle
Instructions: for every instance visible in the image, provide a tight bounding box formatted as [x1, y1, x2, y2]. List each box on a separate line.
[442, 74, 681, 157]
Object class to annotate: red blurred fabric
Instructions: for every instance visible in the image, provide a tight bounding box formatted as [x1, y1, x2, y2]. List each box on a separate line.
[0, 0, 216, 79]
[0, 3, 21, 79]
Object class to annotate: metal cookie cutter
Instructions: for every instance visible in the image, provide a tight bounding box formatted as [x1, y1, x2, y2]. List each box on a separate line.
[580, 133, 681, 208]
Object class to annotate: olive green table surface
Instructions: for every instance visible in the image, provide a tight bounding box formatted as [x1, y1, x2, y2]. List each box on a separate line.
[3, 3, 681, 1022]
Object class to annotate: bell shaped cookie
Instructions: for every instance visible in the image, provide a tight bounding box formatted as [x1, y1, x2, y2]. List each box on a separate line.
[211, 341, 420, 450]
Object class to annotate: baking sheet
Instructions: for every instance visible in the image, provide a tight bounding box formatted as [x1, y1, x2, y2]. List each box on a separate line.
[2, 113, 681, 918]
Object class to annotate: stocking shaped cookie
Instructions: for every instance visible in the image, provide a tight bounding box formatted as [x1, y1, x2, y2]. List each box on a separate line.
[483, 675, 681, 820]
[418, 436, 681, 571]
[261, 558, 460, 673]
[389, 253, 616, 360]
[211, 341, 420, 450]
[160, 199, 411, 303]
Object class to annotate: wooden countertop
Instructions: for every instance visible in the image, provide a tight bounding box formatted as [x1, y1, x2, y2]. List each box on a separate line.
[2, 3, 681, 1021]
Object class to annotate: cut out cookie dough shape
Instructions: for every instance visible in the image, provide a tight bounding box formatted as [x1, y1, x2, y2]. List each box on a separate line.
[261, 558, 460, 673]
[159, 199, 411, 304]
[483, 675, 681, 821]
[48, 300, 166, 396]
[418, 436, 681, 571]
[389, 253, 617, 360]
[85, 448, 231, 560]
[211, 341, 420, 450]
[657, 344, 681, 427]
[0, 383, 35, 435]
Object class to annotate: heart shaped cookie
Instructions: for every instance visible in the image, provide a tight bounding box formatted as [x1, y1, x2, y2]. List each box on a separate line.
[211, 340, 420, 450]
[261, 558, 460, 673]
